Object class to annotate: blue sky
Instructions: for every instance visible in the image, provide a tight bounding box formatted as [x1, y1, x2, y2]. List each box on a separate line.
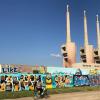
[0, 0, 100, 66]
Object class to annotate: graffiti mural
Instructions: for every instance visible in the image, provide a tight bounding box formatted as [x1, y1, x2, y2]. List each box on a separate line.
[53, 75, 73, 88]
[88, 75, 100, 86]
[73, 75, 90, 86]
[64, 75, 73, 87]
[54, 75, 64, 88]
[1, 70, 100, 92]
[0, 73, 74, 91]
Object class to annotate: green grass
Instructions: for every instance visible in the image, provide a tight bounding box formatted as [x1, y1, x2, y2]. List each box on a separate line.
[1, 86, 100, 99]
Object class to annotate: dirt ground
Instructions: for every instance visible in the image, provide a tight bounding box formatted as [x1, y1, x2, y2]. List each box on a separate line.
[4, 91, 100, 100]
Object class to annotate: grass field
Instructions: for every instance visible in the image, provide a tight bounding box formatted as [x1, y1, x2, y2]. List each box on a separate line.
[1, 86, 100, 99]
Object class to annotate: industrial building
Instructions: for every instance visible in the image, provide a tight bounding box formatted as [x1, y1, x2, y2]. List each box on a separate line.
[61, 5, 100, 68]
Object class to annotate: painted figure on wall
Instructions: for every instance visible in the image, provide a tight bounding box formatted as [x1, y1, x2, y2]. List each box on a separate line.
[64, 75, 73, 87]
[46, 74, 52, 89]
[5, 76, 13, 91]
[0, 76, 6, 91]
[13, 76, 19, 91]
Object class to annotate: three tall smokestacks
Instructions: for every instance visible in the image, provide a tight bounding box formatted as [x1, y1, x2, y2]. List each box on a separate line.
[62, 5, 100, 67]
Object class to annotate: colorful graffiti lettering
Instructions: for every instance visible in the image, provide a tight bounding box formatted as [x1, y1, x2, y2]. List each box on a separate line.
[73, 75, 89, 86]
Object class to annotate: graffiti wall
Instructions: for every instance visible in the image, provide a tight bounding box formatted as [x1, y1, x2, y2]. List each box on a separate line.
[0, 73, 74, 92]
[0, 67, 100, 92]
[1, 73, 100, 92]
[0, 74, 38, 91]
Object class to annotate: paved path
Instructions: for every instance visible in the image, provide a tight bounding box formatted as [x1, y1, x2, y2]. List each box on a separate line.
[4, 91, 100, 100]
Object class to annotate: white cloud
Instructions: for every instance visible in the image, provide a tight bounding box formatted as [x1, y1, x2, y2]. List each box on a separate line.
[50, 53, 61, 58]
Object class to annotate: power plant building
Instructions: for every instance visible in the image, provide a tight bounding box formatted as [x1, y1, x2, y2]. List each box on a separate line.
[61, 5, 100, 68]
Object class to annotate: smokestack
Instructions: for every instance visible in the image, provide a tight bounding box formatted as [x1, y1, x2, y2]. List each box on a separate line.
[66, 5, 71, 43]
[96, 14, 100, 54]
[84, 10, 89, 47]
